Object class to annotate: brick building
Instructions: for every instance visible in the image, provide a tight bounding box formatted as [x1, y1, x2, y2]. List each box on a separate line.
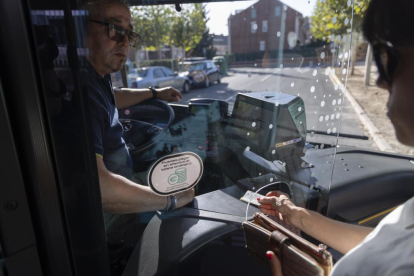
[228, 0, 304, 54]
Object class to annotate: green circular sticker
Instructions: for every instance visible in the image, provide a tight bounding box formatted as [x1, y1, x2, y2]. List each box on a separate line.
[148, 152, 203, 195]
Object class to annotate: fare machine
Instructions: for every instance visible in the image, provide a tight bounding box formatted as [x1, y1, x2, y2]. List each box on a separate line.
[230, 92, 307, 163]
[229, 92, 328, 212]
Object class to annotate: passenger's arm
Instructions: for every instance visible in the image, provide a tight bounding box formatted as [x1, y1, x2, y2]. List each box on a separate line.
[96, 157, 194, 214]
[114, 86, 182, 109]
[258, 191, 373, 255]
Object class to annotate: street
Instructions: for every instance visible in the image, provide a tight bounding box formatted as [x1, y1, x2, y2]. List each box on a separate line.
[177, 67, 376, 150]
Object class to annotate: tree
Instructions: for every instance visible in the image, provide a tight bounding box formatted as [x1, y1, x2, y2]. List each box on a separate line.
[310, 0, 370, 75]
[191, 31, 216, 59]
[170, 4, 208, 55]
[310, 0, 369, 42]
[130, 4, 208, 59]
[131, 5, 172, 59]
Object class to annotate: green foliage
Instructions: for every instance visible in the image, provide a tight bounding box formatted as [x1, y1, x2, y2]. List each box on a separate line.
[131, 5, 169, 53]
[310, 0, 369, 42]
[190, 31, 217, 59]
[170, 4, 208, 53]
[130, 4, 208, 55]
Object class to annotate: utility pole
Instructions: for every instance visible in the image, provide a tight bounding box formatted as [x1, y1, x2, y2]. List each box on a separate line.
[364, 44, 373, 86]
[276, 4, 287, 92]
[277, 5, 287, 69]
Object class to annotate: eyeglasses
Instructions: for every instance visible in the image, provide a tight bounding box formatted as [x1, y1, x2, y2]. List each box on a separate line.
[373, 42, 400, 85]
[88, 19, 140, 48]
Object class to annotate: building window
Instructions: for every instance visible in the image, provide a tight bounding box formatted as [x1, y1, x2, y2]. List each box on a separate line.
[262, 21, 268, 33]
[275, 6, 281, 17]
[260, 41, 265, 51]
[251, 22, 257, 33]
[251, 8, 256, 19]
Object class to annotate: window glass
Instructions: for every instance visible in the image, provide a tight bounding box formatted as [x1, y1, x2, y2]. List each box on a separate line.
[251, 8, 256, 19]
[250, 21, 257, 33]
[25, 2, 109, 274]
[162, 67, 174, 76]
[124, 0, 360, 264]
[136, 68, 149, 78]
[275, 6, 281, 17]
[259, 40, 265, 51]
[153, 68, 166, 78]
[16, 0, 406, 275]
[182, 63, 205, 71]
[262, 20, 268, 32]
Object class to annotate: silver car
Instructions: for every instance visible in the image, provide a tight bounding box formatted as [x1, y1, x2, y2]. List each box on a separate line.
[128, 66, 191, 93]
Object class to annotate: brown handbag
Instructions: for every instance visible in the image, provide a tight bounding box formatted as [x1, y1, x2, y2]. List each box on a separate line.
[242, 213, 332, 276]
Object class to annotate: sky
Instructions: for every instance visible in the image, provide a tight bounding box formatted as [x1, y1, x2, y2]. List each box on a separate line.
[206, 0, 317, 36]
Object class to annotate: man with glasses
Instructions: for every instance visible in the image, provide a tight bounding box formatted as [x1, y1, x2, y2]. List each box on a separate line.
[79, 0, 194, 229]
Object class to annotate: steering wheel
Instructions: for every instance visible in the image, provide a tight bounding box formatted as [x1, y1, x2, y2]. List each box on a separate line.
[120, 99, 175, 154]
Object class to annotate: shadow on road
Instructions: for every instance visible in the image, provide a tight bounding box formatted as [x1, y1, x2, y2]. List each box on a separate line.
[228, 68, 313, 81]
[190, 82, 229, 91]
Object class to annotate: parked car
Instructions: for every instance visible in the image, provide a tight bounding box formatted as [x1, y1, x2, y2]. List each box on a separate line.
[128, 66, 191, 93]
[179, 59, 221, 88]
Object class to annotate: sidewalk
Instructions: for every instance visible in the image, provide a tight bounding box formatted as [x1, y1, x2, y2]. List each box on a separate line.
[341, 65, 414, 155]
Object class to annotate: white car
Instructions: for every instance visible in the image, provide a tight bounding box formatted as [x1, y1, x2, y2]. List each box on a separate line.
[128, 66, 191, 93]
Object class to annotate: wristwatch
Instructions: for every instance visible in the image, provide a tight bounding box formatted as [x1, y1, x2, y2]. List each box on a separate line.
[158, 195, 171, 212]
[168, 194, 177, 212]
[149, 86, 157, 99]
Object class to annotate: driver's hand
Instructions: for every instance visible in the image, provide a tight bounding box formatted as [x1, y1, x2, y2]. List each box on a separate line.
[176, 188, 195, 208]
[156, 86, 182, 102]
[257, 191, 298, 226]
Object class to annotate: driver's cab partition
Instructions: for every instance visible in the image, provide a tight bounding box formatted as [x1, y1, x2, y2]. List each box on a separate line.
[120, 91, 331, 211]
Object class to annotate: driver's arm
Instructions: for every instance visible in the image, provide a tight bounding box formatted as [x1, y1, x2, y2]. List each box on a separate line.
[96, 157, 194, 213]
[114, 87, 183, 109]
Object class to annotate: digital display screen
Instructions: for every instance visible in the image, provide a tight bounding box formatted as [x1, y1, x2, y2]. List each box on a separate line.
[232, 101, 274, 145]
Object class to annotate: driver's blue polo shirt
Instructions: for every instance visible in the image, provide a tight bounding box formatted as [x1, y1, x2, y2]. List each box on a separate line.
[80, 62, 132, 180]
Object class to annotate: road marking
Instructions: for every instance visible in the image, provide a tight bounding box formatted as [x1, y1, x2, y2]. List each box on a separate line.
[260, 75, 272, 82]
[295, 68, 310, 73]
[328, 67, 394, 152]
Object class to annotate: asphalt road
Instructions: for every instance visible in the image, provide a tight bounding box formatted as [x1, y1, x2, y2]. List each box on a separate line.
[176, 67, 376, 150]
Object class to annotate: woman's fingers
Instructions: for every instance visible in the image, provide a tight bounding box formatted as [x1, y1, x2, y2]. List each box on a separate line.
[266, 191, 279, 197]
[265, 190, 290, 198]
[266, 251, 283, 276]
[258, 204, 274, 210]
[257, 196, 276, 205]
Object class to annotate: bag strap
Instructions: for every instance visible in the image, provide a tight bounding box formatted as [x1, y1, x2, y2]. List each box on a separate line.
[269, 230, 289, 260]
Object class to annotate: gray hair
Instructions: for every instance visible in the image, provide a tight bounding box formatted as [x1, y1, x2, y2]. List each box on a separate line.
[78, 0, 131, 19]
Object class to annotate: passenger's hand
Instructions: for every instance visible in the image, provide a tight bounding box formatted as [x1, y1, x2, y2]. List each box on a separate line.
[257, 191, 298, 226]
[156, 87, 182, 102]
[176, 188, 195, 208]
[267, 251, 283, 276]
